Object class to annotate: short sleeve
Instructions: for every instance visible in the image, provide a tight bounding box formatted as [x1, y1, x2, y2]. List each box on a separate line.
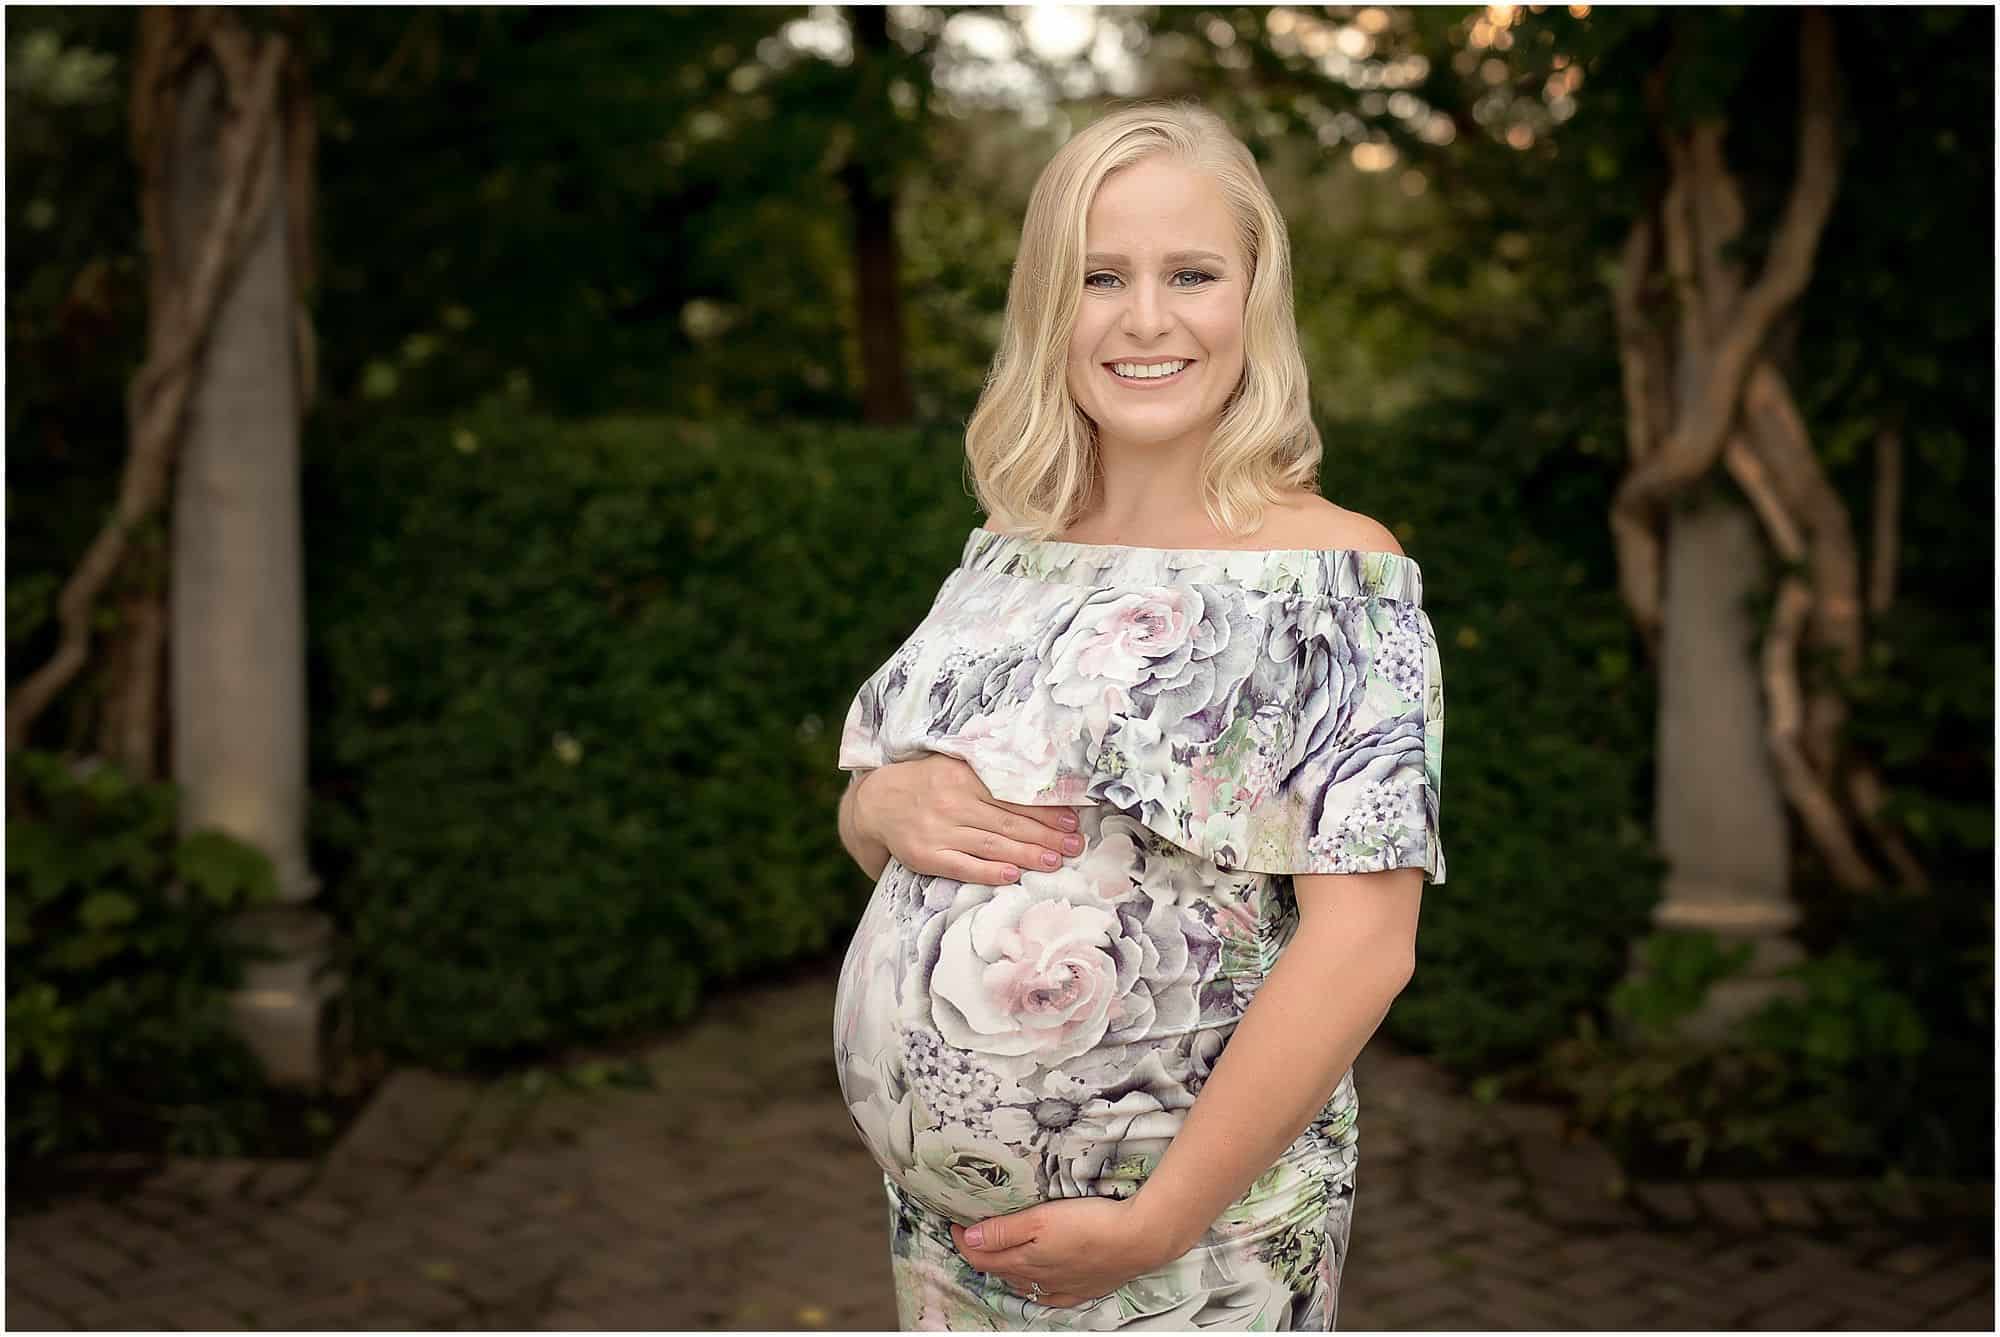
[1270, 594, 1445, 882]
[1093, 590, 1446, 882]
[836, 567, 964, 775]
[838, 672, 889, 772]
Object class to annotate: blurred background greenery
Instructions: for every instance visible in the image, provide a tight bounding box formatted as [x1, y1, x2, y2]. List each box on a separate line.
[6, 5, 1990, 1188]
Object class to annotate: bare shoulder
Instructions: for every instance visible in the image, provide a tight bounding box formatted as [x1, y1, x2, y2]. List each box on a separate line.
[1271, 493, 1405, 557]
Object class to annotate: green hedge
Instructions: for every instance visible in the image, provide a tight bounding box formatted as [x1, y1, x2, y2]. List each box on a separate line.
[1326, 408, 1665, 1068]
[6, 751, 280, 1162]
[305, 395, 1664, 1071]
[306, 400, 988, 1067]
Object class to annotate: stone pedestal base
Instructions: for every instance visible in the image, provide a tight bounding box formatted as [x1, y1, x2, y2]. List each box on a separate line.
[226, 905, 345, 1089]
[1620, 912, 1808, 1047]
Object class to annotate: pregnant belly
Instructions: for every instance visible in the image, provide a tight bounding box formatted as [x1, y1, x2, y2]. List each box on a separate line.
[830, 807, 1277, 1227]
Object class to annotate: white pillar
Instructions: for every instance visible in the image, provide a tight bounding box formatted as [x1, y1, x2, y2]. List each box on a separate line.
[166, 54, 337, 1087]
[1627, 485, 1806, 1043]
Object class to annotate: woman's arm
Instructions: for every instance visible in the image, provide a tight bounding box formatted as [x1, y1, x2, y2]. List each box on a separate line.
[838, 769, 892, 882]
[1127, 867, 1423, 1260]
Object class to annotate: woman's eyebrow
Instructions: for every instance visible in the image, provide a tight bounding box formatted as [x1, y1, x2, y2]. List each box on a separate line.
[1084, 249, 1229, 267]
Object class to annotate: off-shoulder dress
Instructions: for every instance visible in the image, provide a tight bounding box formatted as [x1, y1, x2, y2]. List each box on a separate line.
[833, 526, 1446, 1331]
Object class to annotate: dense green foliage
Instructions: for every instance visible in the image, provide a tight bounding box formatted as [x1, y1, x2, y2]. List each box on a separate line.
[1549, 902, 1989, 1179]
[298, 396, 1664, 1074]
[1331, 402, 1668, 1068]
[303, 400, 978, 1066]
[5, 751, 281, 1161]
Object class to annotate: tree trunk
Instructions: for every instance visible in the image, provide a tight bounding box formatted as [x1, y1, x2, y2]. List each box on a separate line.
[842, 5, 914, 425]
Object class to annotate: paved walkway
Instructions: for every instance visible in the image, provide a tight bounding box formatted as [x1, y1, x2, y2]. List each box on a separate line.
[6, 953, 1992, 1331]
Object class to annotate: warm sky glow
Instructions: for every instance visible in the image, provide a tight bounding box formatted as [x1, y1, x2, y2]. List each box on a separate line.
[777, 5, 1583, 154]
[1020, 5, 1096, 62]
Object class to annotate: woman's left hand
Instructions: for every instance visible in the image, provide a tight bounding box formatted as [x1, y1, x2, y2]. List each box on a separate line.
[950, 1196, 1174, 1309]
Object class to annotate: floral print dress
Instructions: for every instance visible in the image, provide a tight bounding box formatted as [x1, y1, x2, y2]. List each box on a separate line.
[834, 526, 1446, 1331]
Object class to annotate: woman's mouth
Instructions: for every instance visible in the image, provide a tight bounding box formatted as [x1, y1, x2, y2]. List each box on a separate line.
[1103, 358, 1195, 388]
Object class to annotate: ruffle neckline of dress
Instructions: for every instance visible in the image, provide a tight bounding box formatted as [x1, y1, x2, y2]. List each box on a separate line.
[959, 526, 1426, 605]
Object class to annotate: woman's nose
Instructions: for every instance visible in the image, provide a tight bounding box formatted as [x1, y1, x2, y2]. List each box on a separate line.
[1121, 280, 1170, 335]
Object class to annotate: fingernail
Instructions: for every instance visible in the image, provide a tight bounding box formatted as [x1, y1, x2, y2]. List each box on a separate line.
[967, 1226, 985, 1247]
[1042, 850, 1060, 867]
[1004, 866, 1020, 882]
[1061, 814, 1078, 830]
[1064, 835, 1084, 854]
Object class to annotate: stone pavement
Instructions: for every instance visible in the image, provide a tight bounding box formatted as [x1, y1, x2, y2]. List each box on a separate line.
[6, 952, 1992, 1331]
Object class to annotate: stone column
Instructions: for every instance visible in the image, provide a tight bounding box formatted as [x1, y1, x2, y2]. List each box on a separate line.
[166, 54, 339, 1087]
[1625, 483, 1806, 1044]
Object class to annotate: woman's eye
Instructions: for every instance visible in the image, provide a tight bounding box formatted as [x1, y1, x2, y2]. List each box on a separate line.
[1084, 269, 1215, 289]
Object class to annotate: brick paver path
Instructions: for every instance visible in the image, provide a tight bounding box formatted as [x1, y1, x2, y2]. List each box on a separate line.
[7, 953, 1992, 1330]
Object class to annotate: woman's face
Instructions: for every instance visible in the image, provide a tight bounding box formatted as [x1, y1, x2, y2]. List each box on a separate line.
[1066, 155, 1248, 461]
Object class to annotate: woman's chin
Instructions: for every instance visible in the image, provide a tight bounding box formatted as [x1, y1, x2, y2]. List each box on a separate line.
[1090, 413, 1211, 444]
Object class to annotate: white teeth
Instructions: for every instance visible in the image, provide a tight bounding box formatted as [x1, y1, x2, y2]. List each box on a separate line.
[1111, 360, 1188, 379]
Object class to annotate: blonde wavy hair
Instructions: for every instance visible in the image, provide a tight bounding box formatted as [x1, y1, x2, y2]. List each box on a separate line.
[964, 98, 1322, 542]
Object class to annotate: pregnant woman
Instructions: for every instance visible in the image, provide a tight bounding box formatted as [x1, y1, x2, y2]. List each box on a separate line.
[832, 100, 1445, 1331]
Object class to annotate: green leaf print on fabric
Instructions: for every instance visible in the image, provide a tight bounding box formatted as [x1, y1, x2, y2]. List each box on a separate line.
[1256, 1211, 1332, 1299]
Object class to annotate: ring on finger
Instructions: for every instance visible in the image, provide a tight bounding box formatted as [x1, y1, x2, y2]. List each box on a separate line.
[1027, 1280, 1044, 1301]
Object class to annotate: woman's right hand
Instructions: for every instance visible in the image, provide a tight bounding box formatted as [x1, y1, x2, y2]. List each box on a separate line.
[852, 754, 1086, 886]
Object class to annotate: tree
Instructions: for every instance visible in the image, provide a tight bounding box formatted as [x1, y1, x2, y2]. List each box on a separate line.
[1608, 7, 1924, 897]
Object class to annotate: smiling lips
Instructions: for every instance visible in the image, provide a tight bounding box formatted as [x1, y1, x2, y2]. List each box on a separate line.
[1104, 358, 1196, 386]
